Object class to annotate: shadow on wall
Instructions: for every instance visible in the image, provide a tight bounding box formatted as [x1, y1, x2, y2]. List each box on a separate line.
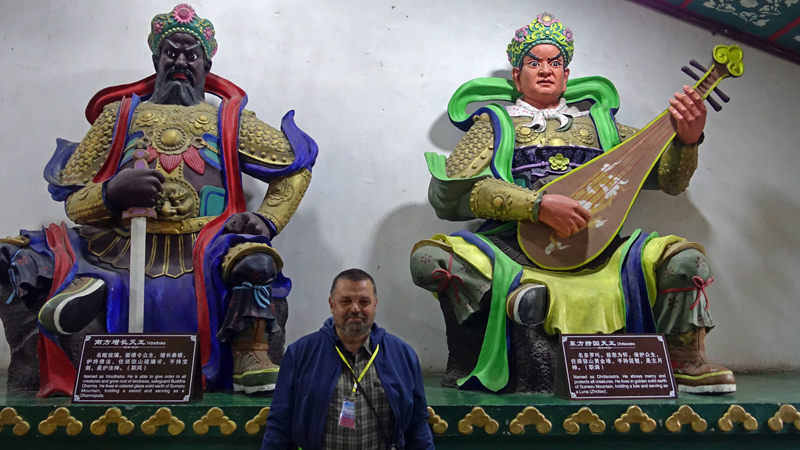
[623, 189, 711, 244]
[427, 69, 514, 152]
[364, 200, 482, 374]
[710, 183, 800, 371]
[268, 206, 345, 343]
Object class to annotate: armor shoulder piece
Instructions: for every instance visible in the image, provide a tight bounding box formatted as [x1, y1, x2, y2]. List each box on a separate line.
[616, 122, 640, 141]
[445, 113, 494, 178]
[238, 110, 295, 167]
[60, 101, 121, 185]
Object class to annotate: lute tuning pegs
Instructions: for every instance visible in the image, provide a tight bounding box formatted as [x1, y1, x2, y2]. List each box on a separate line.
[681, 59, 730, 112]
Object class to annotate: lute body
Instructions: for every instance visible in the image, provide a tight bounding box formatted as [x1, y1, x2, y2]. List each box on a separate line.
[517, 45, 744, 270]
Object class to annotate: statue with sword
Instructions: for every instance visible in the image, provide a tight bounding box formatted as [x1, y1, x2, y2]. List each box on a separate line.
[0, 4, 318, 396]
[411, 12, 742, 395]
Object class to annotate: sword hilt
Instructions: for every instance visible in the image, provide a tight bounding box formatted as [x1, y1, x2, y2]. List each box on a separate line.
[121, 148, 157, 220]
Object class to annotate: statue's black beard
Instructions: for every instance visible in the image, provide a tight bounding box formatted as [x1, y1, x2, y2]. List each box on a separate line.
[149, 76, 205, 106]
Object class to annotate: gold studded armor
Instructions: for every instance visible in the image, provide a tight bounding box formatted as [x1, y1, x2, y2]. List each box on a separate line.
[512, 115, 601, 148]
[60, 102, 120, 187]
[238, 110, 295, 167]
[221, 242, 284, 283]
[445, 114, 494, 179]
[57, 100, 307, 278]
[65, 182, 115, 225]
[656, 137, 701, 196]
[256, 169, 312, 234]
[469, 178, 541, 222]
[431, 109, 701, 223]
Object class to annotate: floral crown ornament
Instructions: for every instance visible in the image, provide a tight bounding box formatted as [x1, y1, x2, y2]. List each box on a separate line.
[148, 4, 218, 59]
[506, 12, 574, 68]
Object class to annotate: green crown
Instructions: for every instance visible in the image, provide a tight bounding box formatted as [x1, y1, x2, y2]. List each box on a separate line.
[148, 4, 218, 59]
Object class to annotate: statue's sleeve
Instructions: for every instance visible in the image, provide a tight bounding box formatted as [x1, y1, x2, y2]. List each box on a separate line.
[617, 122, 701, 195]
[57, 102, 122, 225]
[429, 114, 543, 223]
[237, 111, 315, 235]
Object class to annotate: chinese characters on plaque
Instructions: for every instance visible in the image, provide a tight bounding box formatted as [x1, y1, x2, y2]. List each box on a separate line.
[73, 334, 201, 403]
[555, 334, 677, 400]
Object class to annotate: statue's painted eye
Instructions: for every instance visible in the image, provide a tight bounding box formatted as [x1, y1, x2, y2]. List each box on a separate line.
[188, 53, 198, 61]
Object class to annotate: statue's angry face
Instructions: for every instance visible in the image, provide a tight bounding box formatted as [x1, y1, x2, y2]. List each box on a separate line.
[150, 32, 212, 106]
[511, 43, 570, 110]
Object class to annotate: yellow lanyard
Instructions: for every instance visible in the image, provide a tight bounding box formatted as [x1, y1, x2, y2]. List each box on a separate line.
[336, 344, 380, 397]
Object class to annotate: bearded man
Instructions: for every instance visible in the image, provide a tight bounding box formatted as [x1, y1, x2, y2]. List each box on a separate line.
[0, 4, 317, 395]
[262, 269, 433, 450]
[410, 12, 734, 394]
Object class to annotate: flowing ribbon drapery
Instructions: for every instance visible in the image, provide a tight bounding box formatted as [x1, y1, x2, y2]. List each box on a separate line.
[658, 276, 714, 311]
[431, 253, 466, 303]
[234, 282, 272, 309]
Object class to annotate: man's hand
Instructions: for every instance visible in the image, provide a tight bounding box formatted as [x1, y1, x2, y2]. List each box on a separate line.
[538, 194, 591, 238]
[669, 85, 707, 145]
[224, 212, 273, 238]
[105, 168, 166, 210]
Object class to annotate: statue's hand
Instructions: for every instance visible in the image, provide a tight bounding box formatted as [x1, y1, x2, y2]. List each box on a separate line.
[224, 212, 273, 238]
[669, 85, 707, 145]
[105, 168, 166, 210]
[538, 194, 591, 238]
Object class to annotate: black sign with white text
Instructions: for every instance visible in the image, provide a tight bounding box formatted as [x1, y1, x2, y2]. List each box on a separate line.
[555, 334, 677, 400]
[73, 334, 201, 403]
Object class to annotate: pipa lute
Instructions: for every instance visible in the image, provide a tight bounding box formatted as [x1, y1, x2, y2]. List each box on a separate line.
[517, 45, 744, 270]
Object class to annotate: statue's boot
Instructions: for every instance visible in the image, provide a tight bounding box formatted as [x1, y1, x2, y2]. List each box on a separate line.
[668, 327, 736, 394]
[506, 283, 549, 326]
[231, 317, 280, 394]
[38, 276, 106, 336]
[220, 250, 280, 394]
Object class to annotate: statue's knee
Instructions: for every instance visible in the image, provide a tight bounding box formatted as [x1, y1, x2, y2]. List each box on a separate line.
[229, 252, 277, 287]
[659, 248, 711, 283]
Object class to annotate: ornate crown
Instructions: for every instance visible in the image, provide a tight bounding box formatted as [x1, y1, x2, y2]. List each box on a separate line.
[148, 4, 218, 59]
[507, 12, 574, 68]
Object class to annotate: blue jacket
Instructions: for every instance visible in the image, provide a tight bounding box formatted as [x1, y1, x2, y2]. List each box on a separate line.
[261, 317, 435, 450]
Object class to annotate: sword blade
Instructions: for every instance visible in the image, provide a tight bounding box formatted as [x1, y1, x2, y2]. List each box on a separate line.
[128, 216, 147, 333]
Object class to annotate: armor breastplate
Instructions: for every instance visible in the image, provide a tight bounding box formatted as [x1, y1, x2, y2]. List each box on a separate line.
[125, 102, 225, 223]
[511, 115, 603, 190]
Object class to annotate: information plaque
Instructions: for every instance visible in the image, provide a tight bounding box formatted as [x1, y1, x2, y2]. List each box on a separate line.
[73, 334, 202, 403]
[554, 334, 677, 400]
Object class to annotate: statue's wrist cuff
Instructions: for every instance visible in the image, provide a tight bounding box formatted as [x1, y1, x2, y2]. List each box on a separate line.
[101, 179, 124, 217]
[673, 131, 705, 148]
[533, 190, 546, 223]
[252, 212, 278, 239]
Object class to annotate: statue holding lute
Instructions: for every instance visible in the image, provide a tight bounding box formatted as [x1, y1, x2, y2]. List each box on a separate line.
[411, 12, 742, 394]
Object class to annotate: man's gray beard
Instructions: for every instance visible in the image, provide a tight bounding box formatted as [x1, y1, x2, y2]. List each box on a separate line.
[340, 321, 370, 338]
[149, 79, 205, 106]
[338, 313, 371, 340]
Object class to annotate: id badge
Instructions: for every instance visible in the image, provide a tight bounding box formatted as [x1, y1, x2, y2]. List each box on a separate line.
[338, 397, 356, 428]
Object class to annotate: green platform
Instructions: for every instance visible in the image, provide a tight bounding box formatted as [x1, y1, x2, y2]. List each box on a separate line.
[1, 373, 799, 449]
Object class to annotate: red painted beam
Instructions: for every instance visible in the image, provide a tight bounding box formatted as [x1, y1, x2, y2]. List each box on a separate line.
[768, 15, 800, 42]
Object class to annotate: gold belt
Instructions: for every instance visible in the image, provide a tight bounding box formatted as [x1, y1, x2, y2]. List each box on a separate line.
[117, 216, 215, 235]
